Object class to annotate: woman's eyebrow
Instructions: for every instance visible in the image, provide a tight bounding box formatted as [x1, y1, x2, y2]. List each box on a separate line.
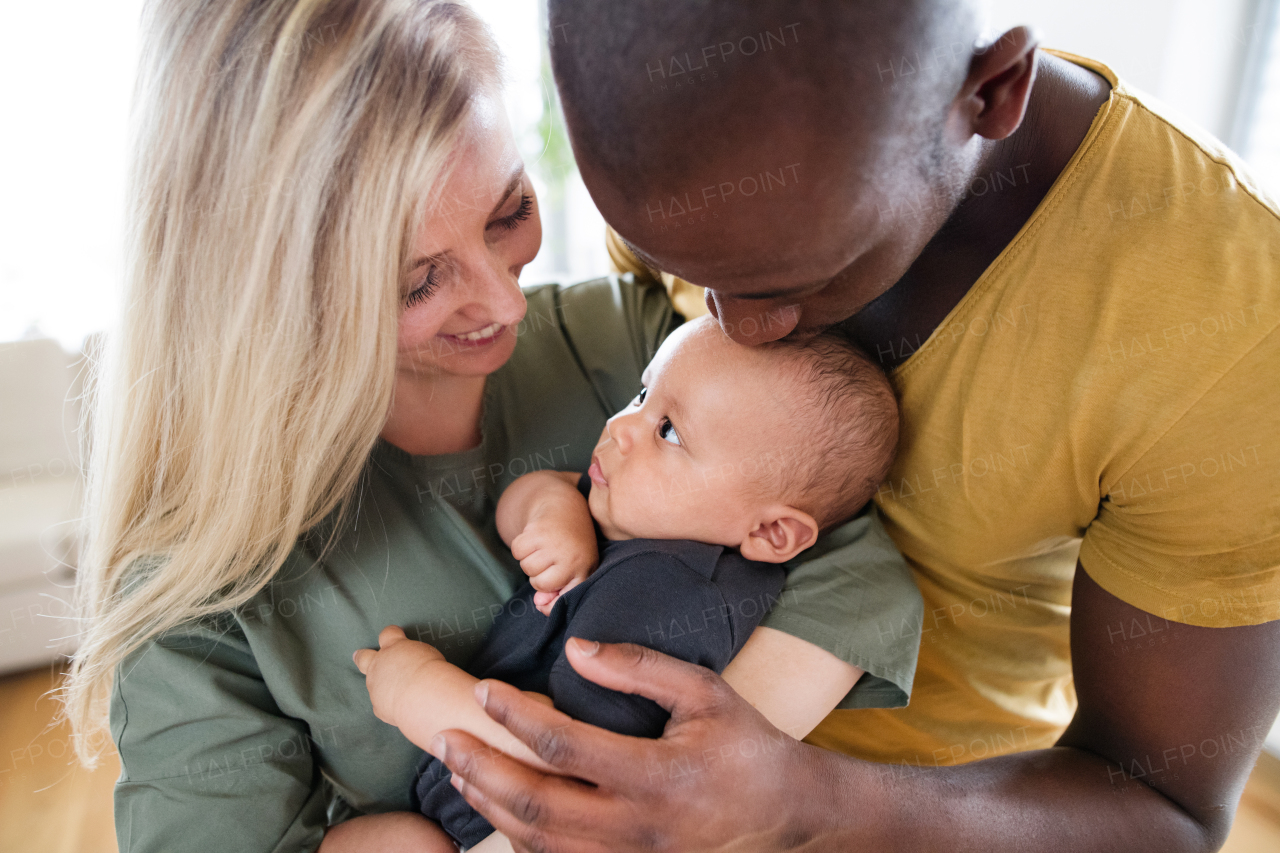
[489, 167, 525, 217]
[406, 251, 448, 274]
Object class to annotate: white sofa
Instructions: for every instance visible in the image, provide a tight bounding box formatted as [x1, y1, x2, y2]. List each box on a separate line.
[0, 338, 84, 674]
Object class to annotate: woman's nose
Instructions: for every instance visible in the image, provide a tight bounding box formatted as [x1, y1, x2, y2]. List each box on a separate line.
[704, 290, 799, 344]
[475, 254, 527, 327]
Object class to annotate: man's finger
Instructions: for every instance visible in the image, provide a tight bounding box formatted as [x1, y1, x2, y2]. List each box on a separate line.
[438, 728, 625, 848]
[473, 678, 648, 781]
[563, 638, 734, 720]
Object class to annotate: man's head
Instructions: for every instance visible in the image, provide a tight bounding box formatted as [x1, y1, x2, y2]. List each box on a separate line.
[549, 0, 1038, 342]
[587, 316, 898, 563]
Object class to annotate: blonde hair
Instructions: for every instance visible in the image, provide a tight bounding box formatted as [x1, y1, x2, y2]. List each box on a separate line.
[62, 0, 500, 764]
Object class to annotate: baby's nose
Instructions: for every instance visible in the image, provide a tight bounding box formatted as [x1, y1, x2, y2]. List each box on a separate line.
[606, 412, 638, 453]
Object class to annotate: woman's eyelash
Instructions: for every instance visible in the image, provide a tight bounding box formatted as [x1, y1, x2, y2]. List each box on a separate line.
[405, 266, 441, 308]
[403, 195, 531, 308]
[490, 194, 534, 231]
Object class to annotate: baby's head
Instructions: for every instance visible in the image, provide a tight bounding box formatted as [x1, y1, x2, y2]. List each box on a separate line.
[587, 314, 898, 563]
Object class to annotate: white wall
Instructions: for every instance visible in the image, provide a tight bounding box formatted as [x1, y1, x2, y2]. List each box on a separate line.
[985, 0, 1257, 142]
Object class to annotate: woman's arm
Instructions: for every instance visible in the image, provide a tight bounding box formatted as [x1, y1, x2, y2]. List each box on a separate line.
[355, 626, 554, 771]
[111, 617, 332, 853]
[722, 625, 864, 739]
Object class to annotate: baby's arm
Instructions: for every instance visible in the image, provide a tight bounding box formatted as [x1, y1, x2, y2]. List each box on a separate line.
[496, 470, 598, 615]
[722, 626, 864, 739]
[354, 626, 554, 772]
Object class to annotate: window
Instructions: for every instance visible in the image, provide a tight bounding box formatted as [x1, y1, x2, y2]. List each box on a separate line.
[1234, 0, 1280, 192]
[471, 0, 611, 288]
[0, 0, 607, 353]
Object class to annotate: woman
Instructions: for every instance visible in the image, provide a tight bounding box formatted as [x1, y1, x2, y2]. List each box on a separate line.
[63, 1, 920, 850]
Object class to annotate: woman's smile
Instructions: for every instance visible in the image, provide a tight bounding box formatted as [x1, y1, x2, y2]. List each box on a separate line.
[438, 322, 507, 348]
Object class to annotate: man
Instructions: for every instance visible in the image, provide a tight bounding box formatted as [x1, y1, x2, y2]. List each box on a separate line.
[434, 1, 1280, 849]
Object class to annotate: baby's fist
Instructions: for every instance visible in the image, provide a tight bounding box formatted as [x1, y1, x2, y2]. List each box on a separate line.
[510, 516, 598, 615]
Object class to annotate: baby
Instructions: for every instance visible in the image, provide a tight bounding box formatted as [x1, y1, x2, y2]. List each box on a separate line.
[352, 315, 899, 852]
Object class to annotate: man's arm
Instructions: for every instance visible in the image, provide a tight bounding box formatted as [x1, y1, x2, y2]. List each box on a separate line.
[433, 563, 1280, 852]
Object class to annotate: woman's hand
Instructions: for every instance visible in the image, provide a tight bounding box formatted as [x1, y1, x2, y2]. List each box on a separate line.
[354, 626, 446, 730]
[434, 638, 860, 852]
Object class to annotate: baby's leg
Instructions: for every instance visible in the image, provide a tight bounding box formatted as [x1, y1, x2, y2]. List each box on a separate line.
[319, 812, 458, 853]
[467, 831, 515, 853]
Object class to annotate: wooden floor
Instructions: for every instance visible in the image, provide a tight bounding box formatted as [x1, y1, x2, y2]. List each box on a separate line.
[1, 666, 1278, 853]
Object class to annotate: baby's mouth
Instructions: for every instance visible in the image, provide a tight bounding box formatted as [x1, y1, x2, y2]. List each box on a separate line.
[588, 456, 608, 487]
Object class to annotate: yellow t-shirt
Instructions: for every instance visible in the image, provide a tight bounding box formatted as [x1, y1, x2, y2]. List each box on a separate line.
[608, 52, 1280, 767]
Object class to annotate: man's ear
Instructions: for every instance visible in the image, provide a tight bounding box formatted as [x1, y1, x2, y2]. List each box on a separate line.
[740, 508, 819, 564]
[954, 26, 1040, 142]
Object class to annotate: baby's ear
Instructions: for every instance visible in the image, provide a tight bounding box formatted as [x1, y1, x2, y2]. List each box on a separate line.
[740, 508, 819, 564]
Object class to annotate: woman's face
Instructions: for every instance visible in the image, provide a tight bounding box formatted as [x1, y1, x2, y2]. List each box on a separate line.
[397, 94, 540, 379]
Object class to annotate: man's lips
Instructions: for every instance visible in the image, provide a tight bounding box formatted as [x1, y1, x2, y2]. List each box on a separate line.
[588, 457, 608, 487]
[438, 322, 505, 348]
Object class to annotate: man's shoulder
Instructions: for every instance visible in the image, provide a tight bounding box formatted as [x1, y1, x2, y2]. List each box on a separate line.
[1087, 80, 1280, 232]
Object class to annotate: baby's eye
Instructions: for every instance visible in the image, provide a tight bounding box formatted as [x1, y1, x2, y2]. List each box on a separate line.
[658, 417, 681, 446]
[631, 387, 647, 407]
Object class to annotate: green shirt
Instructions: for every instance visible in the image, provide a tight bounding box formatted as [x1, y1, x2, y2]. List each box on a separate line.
[111, 278, 922, 853]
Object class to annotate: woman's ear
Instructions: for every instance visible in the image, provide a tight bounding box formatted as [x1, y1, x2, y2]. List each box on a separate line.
[740, 508, 819, 564]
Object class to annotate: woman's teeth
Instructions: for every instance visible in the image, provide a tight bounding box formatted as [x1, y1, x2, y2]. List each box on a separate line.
[455, 323, 502, 341]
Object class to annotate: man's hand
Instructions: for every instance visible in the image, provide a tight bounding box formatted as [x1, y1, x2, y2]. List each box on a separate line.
[434, 566, 1280, 853]
[511, 508, 598, 615]
[354, 625, 446, 730]
[434, 637, 841, 852]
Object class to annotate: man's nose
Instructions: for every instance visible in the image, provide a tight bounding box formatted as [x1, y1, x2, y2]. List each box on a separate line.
[704, 290, 799, 345]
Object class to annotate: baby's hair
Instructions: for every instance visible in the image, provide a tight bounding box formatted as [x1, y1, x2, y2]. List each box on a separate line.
[768, 330, 899, 532]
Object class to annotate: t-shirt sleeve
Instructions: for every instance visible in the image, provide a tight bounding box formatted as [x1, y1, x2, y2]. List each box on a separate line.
[759, 505, 923, 710]
[548, 555, 732, 738]
[112, 616, 330, 853]
[1080, 325, 1280, 627]
[605, 225, 710, 321]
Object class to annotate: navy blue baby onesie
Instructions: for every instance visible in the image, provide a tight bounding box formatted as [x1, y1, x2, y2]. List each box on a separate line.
[415, 475, 786, 848]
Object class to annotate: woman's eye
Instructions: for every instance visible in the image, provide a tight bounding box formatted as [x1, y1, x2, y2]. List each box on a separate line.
[405, 266, 440, 308]
[658, 417, 681, 446]
[631, 388, 647, 407]
[489, 193, 534, 232]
